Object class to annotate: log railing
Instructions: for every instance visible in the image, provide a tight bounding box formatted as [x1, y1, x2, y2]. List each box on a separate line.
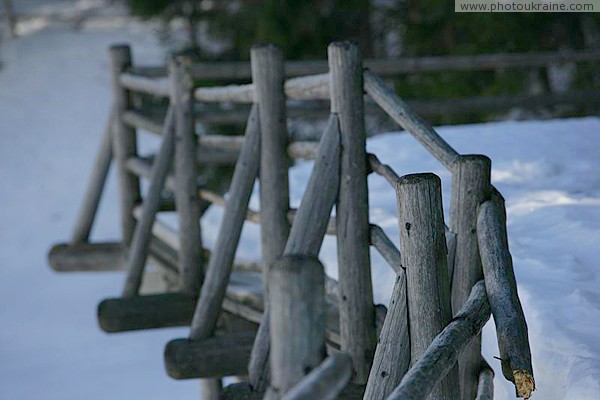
[47, 40, 539, 400]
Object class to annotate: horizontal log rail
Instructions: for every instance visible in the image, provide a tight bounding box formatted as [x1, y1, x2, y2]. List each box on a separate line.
[127, 49, 600, 79]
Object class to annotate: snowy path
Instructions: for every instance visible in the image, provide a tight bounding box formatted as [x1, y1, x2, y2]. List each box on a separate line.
[1, 8, 599, 400]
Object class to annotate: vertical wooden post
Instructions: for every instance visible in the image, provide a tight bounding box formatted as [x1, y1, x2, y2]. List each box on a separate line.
[109, 45, 141, 247]
[71, 109, 114, 244]
[328, 40, 375, 384]
[269, 255, 326, 397]
[450, 155, 491, 399]
[170, 56, 204, 295]
[3, 0, 16, 38]
[396, 173, 459, 400]
[248, 43, 290, 391]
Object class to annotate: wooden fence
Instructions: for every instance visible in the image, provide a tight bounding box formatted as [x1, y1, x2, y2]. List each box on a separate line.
[48, 41, 539, 400]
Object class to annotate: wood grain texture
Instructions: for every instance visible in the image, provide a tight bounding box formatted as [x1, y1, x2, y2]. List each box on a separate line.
[121, 108, 174, 297]
[363, 70, 459, 171]
[477, 199, 534, 399]
[329, 41, 376, 384]
[110, 45, 141, 246]
[71, 109, 114, 244]
[170, 56, 204, 295]
[248, 114, 341, 391]
[269, 256, 326, 396]
[119, 73, 170, 97]
[189, 107, 260, 340]
[282, 352, 352, 400]
[395, 173, 459, 400]
[387, 281, 491, 400]
[450, 154, 491, 400]
[364, 272, 410, 400]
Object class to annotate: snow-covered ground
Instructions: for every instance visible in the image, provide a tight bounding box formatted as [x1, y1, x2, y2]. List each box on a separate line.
[1, 3, 599, 399]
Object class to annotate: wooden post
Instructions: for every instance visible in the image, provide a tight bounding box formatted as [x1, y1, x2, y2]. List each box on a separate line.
[396, 173, 459, 400]
[248, 115, 341, 391]
[477, 199, 535, 399]
[109, 45, 141, 247]
[450, 155, 491, 399]
[170, 56, 204, 295]
[269, 255, 326, 397]
[71, 109, 114, 244]
[248, 43, 291, 391]
[387, 281, 491, 400]
[363, 272, 410, 399]
[3, 0, 16, 38]
[475, 365, 494, 400]
[189, 107, 261, 340]
[122, 109, 174, 297]
[328, 40, 376, 384]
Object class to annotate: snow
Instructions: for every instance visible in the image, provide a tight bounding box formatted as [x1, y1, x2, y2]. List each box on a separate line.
[1, 3, 599, 399]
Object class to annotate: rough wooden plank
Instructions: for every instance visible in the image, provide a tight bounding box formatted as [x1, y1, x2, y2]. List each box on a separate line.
[71, 110, 114, 244]
[110, 44, 141, 246]
[195, 83, 254, 103]
[396, 173, 459, 400]
[329, 41, 376, 384]
[282, 352, 352, 400]
[476, 365, 494, 400]
[284, 73, 329, 100]
[170, 56, 204, 295]
[363, 70, 459, 170]
[121, 108, 174, 297]
[248, 114, 341, 391]
[477, 199, 535, 399]
[269, 256, 326, 396]
[387, 281, 491, 400]
[220, 382, 365, 400]
[364, 271, 410, 400]
[189, 107, 260, 340]
[450, 154, 492, 399]
[48, 242, 125, 272]
[164, 332, 256, 379]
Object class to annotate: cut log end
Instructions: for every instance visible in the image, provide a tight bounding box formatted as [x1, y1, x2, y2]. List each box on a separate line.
[513, 370, 535, 399]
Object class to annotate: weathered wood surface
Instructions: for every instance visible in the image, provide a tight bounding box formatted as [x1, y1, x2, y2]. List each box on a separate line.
[110, 45, 141, 245]
[364, 272, 410, 400]
[201, 379, 222, 400]
[251, 43, 291, 271]
[367, 153, 400, 187]
[364, 70, 459, 170]
[98, 293, 196, 332]
[396, 173, 459, 399]
[387, 281, 491, 400]
[247, 44, 291, 391]
[128, 50, 600, 79]
[475, 365, 494, 400]
[122, 108, 174, 297]
[269, 256, 326, 396]
[329, 40, 376, 384]
[170, 57, 204, 295]
[220, 381, 365, 400]
[369, 224, 403, 275]
[119, 73, 170, 97]
[283, 73, 329, 100]
[71, 110, 114, 243]
[477, 199, 535, 399]
[450, 154, 491, 399]
[248, 114, 341, 391]
[164, 332, 256, 379]
[281, 352, 352, 400]
[48, 242, 125, 272]
[189, 107, 260, 340]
